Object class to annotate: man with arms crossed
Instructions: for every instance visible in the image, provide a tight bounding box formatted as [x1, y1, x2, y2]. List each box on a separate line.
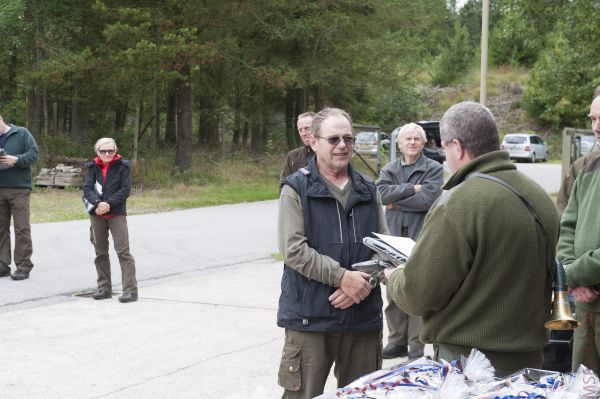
[277, 108, 388, 398]
[385, 101, 559, 376]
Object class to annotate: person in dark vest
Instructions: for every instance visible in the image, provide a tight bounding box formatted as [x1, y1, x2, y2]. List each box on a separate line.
[279, 112, 316, 191]
[277, 108, 389, 399]
[83, 138, 138, 303]
[0, 114, 39, 280]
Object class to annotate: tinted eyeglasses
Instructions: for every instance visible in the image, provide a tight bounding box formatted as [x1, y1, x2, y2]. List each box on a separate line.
[98, 149, 116, 155]
[316, 135, 356, 146]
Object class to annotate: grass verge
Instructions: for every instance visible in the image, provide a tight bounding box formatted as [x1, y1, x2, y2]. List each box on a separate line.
[31, 151, 282, 223]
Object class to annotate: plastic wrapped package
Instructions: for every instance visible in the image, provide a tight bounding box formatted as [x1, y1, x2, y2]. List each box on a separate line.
[315, 351, 600, 399]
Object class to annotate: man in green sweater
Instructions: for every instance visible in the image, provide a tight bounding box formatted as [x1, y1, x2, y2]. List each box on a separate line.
[557, 95, 600, 374]
[0, 114, 39, 280]
[384, 101, 559, 376]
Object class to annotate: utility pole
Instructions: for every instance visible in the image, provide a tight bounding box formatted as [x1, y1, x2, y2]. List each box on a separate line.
[480, 0, 489, 106]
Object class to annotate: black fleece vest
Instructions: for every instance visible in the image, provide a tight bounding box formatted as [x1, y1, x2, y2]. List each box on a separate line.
[277, 158, 383, 332]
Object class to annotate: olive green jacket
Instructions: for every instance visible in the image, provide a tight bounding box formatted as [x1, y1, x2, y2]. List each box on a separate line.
[558, 155, 600, 312]
[387, 151, 559, 370]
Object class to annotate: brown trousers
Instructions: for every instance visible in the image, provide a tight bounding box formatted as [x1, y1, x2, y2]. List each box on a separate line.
[385, 286, 423, 353]
[572, 307, 600, 374]
[0, 188, 33, 271]
[278, 328, 382, 399]
[90, 215, 137, 294]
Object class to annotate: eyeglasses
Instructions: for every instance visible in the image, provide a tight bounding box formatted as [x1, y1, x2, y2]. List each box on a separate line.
[316, 135, 356, 146]
[441, 140, 454, 153]
[98, 149, 116, 155]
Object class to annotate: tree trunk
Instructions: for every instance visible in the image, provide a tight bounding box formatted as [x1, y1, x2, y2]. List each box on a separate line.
[285, 92, 295, 150]
[114, 102, 127, 133]
[314, 85, 326, 112]
[197, 96, 219, 147]
[251, 123, 260, 153]
[231, 96, 242, 150]
[53, 102, 58, 135]
[43, 87, 49, 136]
[173, 65, 192, 172]
[133, 99, 141, 163]
[71, 86, 84, 143]
[7, 49, 18, 100]
[261, 106, 268, 154]
[165, 88, 177, 145]
[152, 82, 160, 149]
[242, 121, 249, 147]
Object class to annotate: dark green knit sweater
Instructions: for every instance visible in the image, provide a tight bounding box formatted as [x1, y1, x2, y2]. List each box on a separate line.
[387, 151, 559, 368]
[558, 155, 600, 312]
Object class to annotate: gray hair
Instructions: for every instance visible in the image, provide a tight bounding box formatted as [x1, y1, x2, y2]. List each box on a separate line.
[397, 123, 426, 143]
[298, 112, 316, 121]
[311, 108, 353, 137]
[93, 137, 118, 153]
[439, 101, 500, 158]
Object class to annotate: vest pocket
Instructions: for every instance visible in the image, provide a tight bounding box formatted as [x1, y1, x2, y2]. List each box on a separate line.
[278, 343, 302, 391]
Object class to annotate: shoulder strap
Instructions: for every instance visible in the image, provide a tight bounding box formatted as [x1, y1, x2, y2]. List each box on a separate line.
[468, 172, 554, 280]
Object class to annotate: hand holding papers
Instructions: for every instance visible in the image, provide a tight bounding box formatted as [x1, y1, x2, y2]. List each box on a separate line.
[364, 233, 415, 267]
[352, 233, 416, 286]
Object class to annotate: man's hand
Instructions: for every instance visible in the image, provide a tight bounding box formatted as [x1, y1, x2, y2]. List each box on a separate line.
[329, 288, 355, 309]
[95, 201, 110, 215]
[414, 184, 422, 193]
[571, 286, 600, 303]
[0, 155, 18, 167]
[339, 270, 372, 304]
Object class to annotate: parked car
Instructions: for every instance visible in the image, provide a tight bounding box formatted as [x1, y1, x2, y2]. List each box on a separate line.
[389, 121, 445, 164]
[417, 121, 445, 164]
[579, 135, 597, 156]
[354, 131, 390, 155]
[501, 133, 548, 163]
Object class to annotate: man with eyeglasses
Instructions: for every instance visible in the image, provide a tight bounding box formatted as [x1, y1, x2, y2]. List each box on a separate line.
[0, 114, 39, 281]
[276, 108, 389, 398]
[384, 101, 559, 376]
[279, 112, 316, 191]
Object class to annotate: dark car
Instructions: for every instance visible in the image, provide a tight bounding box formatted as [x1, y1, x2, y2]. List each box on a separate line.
[417, 121, 445, 164]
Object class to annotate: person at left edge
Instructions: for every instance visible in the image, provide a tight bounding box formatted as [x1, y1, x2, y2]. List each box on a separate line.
[83, 138, 138, 303]
[0, 114, 39, 281]
[277, 107, 389, 399]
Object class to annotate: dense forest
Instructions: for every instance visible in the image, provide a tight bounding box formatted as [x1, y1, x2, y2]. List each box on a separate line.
[0, 0, 597, 172]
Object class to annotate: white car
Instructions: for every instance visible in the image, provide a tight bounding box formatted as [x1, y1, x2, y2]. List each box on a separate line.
[501, 133, 548, 163]
[579, 135, 597, 156]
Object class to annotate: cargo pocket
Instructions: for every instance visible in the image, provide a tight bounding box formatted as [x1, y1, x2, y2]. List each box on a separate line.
[277, 343, 302, 391]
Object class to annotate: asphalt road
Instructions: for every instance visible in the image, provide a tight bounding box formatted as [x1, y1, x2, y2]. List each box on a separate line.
[0, 200, 279, 310]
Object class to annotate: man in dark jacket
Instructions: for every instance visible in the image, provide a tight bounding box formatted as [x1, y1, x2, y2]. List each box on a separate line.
[0, 114, 39, 280]
[279, 112, 316, 191]
[277, 108, 389, 399]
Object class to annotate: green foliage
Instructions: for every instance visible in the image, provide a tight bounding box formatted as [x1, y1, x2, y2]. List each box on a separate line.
[490, 0, 568, 66]
[523, 0, 600, 127]
[431, 21, 474, 87]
